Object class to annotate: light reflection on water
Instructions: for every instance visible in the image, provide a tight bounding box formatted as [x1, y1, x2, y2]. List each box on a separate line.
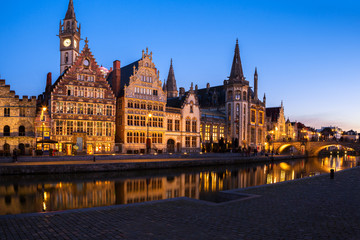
[0, 155, 358, 215]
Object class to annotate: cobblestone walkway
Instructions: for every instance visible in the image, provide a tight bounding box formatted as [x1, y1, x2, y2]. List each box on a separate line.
[1, 167, 360, 239]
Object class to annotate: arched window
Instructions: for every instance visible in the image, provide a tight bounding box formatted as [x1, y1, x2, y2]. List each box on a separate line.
[227, 91, 233, 101]
[19, 126, 25, 136]
[243, 91, 247, 101]
[65, 52, 69, 64]
[235, 91, 241, 100]
[127, 132, 133, 143]
[3, 125, 10, 136]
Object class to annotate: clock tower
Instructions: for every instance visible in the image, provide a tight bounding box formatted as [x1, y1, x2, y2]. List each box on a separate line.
[59, 0, 81, 74]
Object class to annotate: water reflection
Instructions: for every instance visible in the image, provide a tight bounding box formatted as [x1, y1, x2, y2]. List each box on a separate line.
[0, 156, 358, 215]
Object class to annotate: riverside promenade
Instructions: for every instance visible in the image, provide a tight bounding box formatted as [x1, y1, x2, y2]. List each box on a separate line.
[0, 165, 359, 239]
[0, 153, 300, 175]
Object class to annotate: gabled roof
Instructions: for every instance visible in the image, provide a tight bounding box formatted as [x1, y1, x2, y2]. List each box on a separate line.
[266, 107, 281, 122]
[166, 95, 186, 108]
[107, 60, 140, 97]
[196, 85, 226, 108]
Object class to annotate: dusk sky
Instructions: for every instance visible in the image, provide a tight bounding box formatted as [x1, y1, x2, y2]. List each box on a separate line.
[1, 0, 359, 131]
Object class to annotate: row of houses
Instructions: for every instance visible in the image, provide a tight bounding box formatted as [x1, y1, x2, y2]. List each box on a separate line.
[2, 0, 355, 156]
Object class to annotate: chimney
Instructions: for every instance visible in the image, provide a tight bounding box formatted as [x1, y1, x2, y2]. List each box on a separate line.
[179, 87, 185, 98]
[113, 60, 121, 97]
[46, 72, 52, 93]
[195, 84, 198, 91]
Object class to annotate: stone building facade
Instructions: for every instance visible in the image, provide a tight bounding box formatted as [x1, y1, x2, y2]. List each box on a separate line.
[0, 79, 36, 155]
[107, 50, 200, 153]
[197, 40, 266, 151]
[37, 1, 116, 155]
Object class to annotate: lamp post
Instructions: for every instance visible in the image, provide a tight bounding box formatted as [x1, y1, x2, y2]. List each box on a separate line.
[146, 113, 152, 154]
[41, 107, 47, 152]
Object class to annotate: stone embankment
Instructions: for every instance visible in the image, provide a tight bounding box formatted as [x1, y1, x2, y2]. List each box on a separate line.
[0, 153, 304, 175]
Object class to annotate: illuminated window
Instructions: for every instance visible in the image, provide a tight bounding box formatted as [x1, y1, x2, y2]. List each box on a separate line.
[251, 109, 256, 124]
[77, 103, 83, 114]
[212, 125, 218, 142]
[220, 127, 224, 139]
[205, 125, 210, 141]
[259, 111, 264, 125]
[200, 124, 203, 141]
[159, 118, 163, 128]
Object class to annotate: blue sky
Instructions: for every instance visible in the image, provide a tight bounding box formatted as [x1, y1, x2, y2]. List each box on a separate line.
[1, 0, 359, 131]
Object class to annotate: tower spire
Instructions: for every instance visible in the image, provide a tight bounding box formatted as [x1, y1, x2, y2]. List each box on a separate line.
[65, 0, 76, 20]
[254, 67, 258, 100]
[166, 58, 178, 98]
[229, 38, 245, 82]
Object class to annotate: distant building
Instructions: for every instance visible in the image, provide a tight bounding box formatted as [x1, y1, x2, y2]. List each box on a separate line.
[0, 79, 36, 155]
[266, 102, 286, 141]
[342, 130, 358, 142]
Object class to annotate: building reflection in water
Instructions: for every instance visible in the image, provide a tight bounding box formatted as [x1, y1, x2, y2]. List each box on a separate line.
[0, 156, 358, 215]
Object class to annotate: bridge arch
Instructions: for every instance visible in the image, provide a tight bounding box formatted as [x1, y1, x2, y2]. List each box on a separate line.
[312, 144, 356, 156]
[276, 143, 302, 154]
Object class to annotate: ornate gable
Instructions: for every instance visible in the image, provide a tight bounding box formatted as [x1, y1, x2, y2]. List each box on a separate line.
[124, 48, 166, 103]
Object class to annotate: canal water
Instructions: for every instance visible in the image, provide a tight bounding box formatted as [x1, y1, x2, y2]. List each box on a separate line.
[0, 155, 358, 215]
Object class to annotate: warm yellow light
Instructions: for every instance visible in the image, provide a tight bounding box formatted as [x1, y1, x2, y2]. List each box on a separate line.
[275, 127, 278, 131]
[42, 107, 47, 111]
[148, 113, 152, 118]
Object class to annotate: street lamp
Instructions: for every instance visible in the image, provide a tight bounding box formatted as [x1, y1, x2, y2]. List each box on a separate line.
[41, 107, 47, 152]
[146, 113, 152, 154]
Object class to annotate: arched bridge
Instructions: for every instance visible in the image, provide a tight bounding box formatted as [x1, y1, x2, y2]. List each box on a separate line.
[272, 141, 360, 156]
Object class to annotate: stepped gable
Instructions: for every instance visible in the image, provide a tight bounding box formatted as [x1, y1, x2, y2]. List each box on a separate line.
[51, 38, 114, 98]
[107, 60, 140, 97]
[266, 107, 281, 122]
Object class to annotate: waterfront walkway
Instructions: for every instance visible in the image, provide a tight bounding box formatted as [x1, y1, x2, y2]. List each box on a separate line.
[1, 167, 360, 239]
[0, 153, 298, 175]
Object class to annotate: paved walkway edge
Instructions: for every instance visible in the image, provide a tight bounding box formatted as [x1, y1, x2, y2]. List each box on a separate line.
[0, 155, 305, 175]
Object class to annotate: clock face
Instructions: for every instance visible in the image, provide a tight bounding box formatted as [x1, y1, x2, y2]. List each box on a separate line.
[83, 59, 90, 67]
[74, 40, 77, 48]
[63, 39, 71, 47]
